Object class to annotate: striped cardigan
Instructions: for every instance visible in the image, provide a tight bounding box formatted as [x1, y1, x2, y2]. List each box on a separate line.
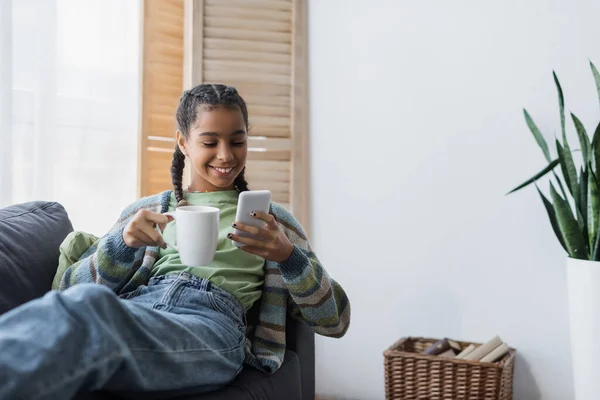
[58, 191, 350, 373]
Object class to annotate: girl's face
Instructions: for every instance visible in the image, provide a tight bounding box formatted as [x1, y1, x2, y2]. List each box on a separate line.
[177, 106, 248, 192]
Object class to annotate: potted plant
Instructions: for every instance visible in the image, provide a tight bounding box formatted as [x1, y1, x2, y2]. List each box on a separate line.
[508, 61, 600, 400]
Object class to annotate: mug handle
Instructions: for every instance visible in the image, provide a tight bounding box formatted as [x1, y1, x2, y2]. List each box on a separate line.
[155, 211, 177, 250]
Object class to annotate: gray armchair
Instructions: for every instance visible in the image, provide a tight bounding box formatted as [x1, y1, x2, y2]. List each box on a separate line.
[0, 201, 315, 400]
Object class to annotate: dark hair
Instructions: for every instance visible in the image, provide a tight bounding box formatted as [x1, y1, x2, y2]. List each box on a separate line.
[171, 84, 250, 206]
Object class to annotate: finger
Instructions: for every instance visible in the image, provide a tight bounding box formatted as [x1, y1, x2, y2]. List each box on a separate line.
[142, 209, 172, 226]
[232, 222, 269, 239]
[250, 211, 278, 230]
[131, 230, 157, 247]
[139, 223, 167, 248]
[228, 233, 267, 248]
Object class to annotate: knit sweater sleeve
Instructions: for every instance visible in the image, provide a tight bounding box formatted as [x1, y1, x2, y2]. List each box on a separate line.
[271, 204, 351, 338]
[58, 194, 165, 293]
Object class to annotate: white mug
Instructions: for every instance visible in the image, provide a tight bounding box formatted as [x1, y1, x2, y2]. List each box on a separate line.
[157, 206, 220, 267]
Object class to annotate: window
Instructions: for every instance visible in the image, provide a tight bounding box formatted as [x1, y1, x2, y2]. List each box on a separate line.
[0, 0, 141, 235]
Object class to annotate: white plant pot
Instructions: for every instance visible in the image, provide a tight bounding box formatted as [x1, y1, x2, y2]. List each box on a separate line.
[567, 257, 600, 400]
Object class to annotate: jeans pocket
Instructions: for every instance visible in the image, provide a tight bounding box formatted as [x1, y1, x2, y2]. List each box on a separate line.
[208, 293, 245, 331]
[119, 285, 145, 300]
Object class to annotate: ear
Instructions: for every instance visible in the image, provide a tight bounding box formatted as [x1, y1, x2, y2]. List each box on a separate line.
[176, 131, 188, 157]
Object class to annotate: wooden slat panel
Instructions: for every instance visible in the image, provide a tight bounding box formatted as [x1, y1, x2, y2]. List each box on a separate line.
[290, 0, 309, 234]
[149, 152, 175, 169]
[248, 125, 290, 138]
[148, 181, 174, 196]
[247, 150, 290, 161]
[204, 38, 290, 54]
[150, 19, 185, 39]
[246, 160, 290, 172]
[204, 27, 290, 44]
[160, 0, 185, 11]
[245, 169, 289, 182]
[205, 59, 290, 75]
[148, 136, 177, 149]
[147, 44, 184, 60]
[148, 173, 173, 185]
[224, 82, 290, 96]
[146, 68, 184, 88]
[270, 191, 289, 203]
[205, 17, 291, 33]
[205, 0, 292, 12]
[244, 94, 291, 107]
[205, 4, 291, 21]
[248, 180, 289, 192]
[248, 137, 291, 151]
[149, 100, 179, 116]
[204, 48, 290, 65]
[247, 104, 290, 118]
[149, 113, 177, 127]
[139, 0, 184, 198]
[148, 9, 183, 27]
[250, 115, 290, 128]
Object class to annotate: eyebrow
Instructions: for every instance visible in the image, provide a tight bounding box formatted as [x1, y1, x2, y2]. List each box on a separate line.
[198, 130, 246, 137]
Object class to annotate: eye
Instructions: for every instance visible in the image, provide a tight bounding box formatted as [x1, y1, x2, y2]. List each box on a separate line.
[202, 142, 217, 148]
[232, 141, 246, 147]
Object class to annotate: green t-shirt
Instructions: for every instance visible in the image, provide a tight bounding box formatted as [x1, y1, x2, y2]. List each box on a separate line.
[150, 190, 265, 311]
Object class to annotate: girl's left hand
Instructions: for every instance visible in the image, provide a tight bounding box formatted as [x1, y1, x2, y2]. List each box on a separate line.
[228, 212, 294, 263]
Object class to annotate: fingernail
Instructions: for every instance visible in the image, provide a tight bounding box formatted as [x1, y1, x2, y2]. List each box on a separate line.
[232, 223, 237, 227]
[227, 233, 233, 239]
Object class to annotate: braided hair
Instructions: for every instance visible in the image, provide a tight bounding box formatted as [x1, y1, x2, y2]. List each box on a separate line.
[172, 84, 250, 206]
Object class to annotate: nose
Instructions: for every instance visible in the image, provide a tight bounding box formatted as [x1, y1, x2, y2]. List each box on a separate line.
[217, 143, 234, 162]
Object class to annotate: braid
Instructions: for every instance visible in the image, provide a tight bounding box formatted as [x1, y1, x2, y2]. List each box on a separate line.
[175, 83, 251, 199]
[170, 145, 188, 206]
[234, 168, 249, 192]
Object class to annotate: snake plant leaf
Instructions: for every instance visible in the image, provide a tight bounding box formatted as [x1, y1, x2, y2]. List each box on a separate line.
[524, 109, 551, 162]
[550, 182, 587, 259]
[579, 168, 589, 242]
[554, 71, 567, 144]
[588, 167, 599, 253]
[593, 229, 600, 261]
[535, 183, 567, 253]
[556, 140, 579, 206]
[577, 166, 590, 249]
[572, 112, 590, 167]
[507, 159, 559, 194]
[553, 171, 569, 200]
[591, 121, 600, 172]
[591, 61, 600, 109]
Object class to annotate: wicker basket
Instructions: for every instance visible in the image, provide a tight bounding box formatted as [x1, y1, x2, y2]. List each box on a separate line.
[384, 337, 516, 400]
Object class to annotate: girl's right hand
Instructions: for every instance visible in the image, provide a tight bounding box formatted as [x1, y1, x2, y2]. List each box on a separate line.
[122, 209, 171, 249]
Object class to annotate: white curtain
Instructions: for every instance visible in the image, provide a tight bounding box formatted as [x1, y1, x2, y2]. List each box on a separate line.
[0, 0, 141, 236]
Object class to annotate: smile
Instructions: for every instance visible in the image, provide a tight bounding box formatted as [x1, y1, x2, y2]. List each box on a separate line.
[210, 166, 235, 176]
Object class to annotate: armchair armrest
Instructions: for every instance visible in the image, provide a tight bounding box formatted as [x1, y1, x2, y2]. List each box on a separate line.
[286, 315, 315, 400]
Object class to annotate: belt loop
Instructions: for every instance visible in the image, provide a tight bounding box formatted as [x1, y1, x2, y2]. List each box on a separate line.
[179, 271, 190, 281]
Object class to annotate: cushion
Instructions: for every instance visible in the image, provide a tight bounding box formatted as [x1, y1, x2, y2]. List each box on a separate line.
[0, 201, 73, 314]
[52, 231, 99, 289]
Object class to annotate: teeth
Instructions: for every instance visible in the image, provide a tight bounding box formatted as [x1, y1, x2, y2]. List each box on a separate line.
[213, 167, 233, 174]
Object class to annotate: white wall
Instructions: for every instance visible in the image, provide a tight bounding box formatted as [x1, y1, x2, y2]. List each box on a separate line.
[308, 1, 600, 399]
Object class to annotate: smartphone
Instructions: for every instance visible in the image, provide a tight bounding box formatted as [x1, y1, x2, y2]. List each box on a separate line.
[232, 190, 272, 247]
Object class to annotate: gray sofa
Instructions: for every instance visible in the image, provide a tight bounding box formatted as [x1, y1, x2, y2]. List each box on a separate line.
[0, 201, 315, 400]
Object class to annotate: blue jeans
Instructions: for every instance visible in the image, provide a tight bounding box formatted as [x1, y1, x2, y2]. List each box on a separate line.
[0, 272, 246, 400]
